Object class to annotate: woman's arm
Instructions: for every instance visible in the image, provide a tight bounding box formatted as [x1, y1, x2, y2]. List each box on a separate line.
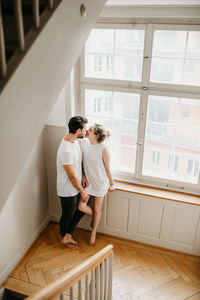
[102, 147, 115, 191]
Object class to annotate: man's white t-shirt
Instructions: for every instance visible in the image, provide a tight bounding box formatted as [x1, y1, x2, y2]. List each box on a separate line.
[56, 139, 82, 197]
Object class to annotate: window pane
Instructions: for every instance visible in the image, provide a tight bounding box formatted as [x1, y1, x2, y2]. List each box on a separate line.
[85, 29, 145, 81]
[150, 30, 200, 86]
[85, 89, 140, 172]
[143, 96, 200, 183]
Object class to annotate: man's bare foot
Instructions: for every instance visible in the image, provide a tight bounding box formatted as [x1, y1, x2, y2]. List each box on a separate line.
[61, 234, 78, 245]
[89, 231, 96, 246]
[60, 242, 78, 249]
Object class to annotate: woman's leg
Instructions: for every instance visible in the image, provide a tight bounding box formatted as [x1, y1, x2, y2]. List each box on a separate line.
[89, 196, 104, 245]
[78, 195, 93, 216]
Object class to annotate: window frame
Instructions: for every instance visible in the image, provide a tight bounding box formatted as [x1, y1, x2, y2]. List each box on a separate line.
[79, 23, 200, 194]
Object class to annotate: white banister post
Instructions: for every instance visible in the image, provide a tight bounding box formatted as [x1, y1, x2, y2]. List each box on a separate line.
[85, 274, 89, 300]
[70, 286, 74, 300]
[14, 0, 25, 52]
[0, 3, 7, 77]
[104, 258, 109, 300]
[96, 264, 100, 300]
[78, 279, 83, 300]
[48, 0, 54, 10]
[90, 269, 95, 300]
[108, 253, 113, 300]
[100, 261, 105, 300]
[33, 0, 40, 29]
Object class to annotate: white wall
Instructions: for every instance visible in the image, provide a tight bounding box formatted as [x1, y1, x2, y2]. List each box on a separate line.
[0, 130, 49, 284]
[0, 0, 106, 284]
[0, 0, 106, 211]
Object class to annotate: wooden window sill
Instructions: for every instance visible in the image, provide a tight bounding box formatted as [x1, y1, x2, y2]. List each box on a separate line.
[114, 180, 200, 206]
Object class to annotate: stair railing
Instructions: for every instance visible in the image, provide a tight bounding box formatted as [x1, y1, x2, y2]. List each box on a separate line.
[26, 244, 113, 300]
[0, 0, 56, 79]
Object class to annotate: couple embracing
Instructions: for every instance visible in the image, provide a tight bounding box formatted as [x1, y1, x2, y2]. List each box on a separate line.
[56, 116, 115, 249]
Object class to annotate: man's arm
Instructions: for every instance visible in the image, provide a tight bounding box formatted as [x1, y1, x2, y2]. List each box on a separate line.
[77, 139, 89, 188]
[63, 164, 89, 202]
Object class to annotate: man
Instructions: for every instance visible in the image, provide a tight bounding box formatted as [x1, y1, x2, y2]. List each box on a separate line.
[56, 116, 89, 248]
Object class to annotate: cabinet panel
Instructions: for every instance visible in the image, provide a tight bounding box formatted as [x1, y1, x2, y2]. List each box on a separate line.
[106, 192, 129, 231]
[168, 207, 199, 246]
[136, 198, 164, 239]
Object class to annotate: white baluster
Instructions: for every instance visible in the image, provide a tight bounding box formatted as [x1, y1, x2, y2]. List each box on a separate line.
[14, 0, 25, 51]
[78, 279, 82, 300]
[85, 274, 89, 300]
[104, 258, 109, 300]
[96, 265, 100, 300]
[70, 286, 74, 300]
[48, 0, 54, 10]
[108, 253, 113, 300]
[0, 4, 7, 77]
[100, 261, 105, 300]
[33, 0, 40, 29]
[90, 269, 95, 300]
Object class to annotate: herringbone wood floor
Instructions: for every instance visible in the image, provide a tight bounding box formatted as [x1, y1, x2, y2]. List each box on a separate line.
[4, 222, 200, 299]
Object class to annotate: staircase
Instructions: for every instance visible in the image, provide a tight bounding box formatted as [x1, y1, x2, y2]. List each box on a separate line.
[0, 0, 61, 89]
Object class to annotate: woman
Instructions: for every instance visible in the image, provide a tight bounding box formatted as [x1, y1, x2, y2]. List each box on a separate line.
[78, 124, 115, 245]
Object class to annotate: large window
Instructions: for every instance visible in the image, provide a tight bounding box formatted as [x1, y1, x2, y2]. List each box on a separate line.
[80, 24, 200, 192]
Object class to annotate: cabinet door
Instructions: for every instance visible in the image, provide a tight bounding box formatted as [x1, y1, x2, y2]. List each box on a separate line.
[129, 194, 164, 242]
[105, 191, 130, 234]
[161, 201, 200, 252]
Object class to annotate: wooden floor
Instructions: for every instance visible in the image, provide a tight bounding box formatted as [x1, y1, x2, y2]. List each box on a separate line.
[4, 222, 200, 299]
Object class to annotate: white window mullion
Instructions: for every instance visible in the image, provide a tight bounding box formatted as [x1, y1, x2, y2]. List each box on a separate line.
[135, 91, 148, 179]
[142, 24, 153, 88]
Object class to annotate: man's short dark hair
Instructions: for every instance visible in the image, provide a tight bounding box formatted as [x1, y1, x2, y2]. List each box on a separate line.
[68, 116, 88, 134]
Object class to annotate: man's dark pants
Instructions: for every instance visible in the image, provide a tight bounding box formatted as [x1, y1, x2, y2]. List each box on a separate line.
[59, 194, 85, 237]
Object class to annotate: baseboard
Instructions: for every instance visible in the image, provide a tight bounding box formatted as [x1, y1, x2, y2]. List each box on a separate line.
[50, 214, 92, 231]
[0, 216, 50, 286]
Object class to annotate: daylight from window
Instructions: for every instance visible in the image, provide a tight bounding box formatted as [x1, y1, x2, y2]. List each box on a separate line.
[82, 27, 200, 190]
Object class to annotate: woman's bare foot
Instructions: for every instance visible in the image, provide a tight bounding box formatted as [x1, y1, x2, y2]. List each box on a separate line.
[89, 230, 96, 245]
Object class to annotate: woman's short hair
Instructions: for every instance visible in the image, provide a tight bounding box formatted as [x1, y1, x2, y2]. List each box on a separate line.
[68, 116, 88, 134]
[93, 124, 111, 143]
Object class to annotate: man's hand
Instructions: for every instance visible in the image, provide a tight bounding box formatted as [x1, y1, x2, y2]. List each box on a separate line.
[108, 184, 115, 192]
[81, 189, 89, 203]
[82, 174, 89, 188]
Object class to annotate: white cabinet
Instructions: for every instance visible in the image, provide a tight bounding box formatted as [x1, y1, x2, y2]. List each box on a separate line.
[78, 190, 200, 255]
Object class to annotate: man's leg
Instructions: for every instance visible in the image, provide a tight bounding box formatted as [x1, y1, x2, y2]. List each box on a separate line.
[67, 194, 85, 235]
[59, 196, 74, 237]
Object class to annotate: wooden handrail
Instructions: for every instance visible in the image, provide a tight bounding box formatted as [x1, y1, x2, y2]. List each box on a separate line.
[26, 244, 113, 300]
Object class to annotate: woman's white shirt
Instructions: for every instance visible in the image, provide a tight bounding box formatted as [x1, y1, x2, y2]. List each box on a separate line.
[84, 139, 109, 197]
